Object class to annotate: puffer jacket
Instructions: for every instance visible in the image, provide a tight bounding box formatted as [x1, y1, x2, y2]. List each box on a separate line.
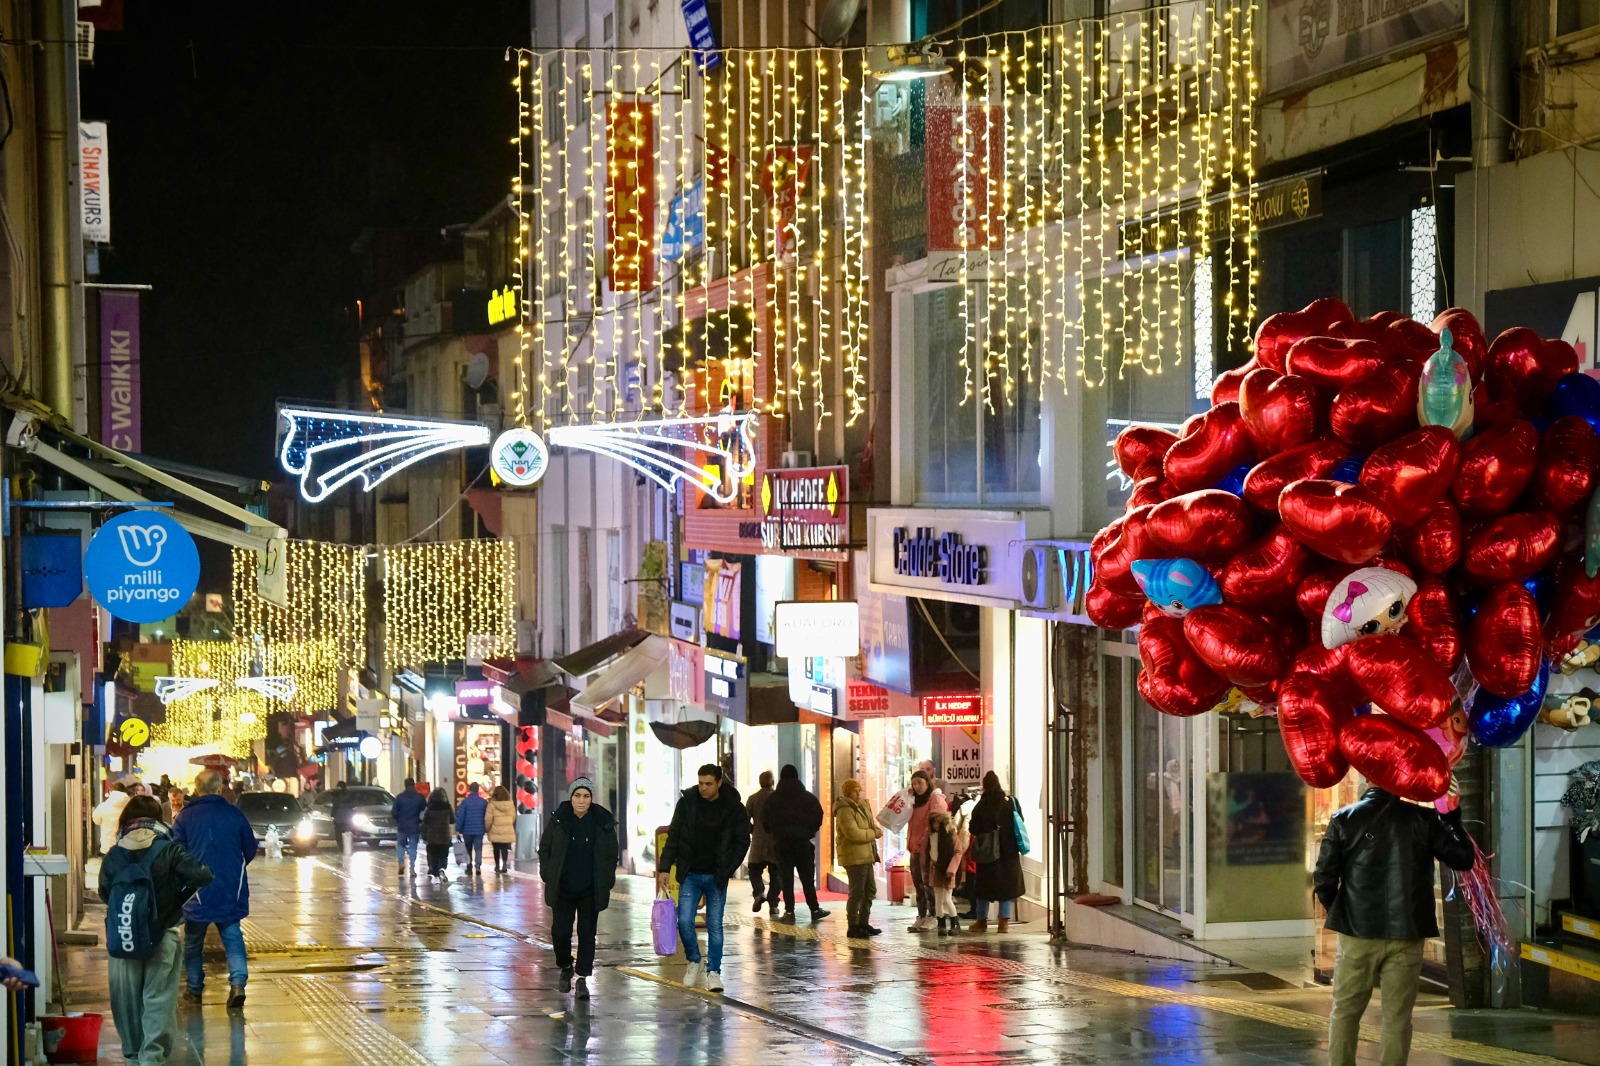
[172, 794, 258, 924]
[484, 798, 517, 844]
[421, 796, 455, 846]
[833, 795, 878, 867]
[98, 821, 214, 930]
[1314, 787, 1475, 940]
[456, 792, 488, 836]
[537, 801, 619, 907]
[763, 779, 823, 842]
[905, 788, 948, 855]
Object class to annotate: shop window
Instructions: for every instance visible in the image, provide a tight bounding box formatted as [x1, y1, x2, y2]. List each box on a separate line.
[1101, 656, 1125, 890]
[1342, 217, 1404, 320]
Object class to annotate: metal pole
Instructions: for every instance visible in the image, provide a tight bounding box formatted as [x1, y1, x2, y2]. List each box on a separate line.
[32, 0, 75, 420]
[1467, 0, 1515, 167]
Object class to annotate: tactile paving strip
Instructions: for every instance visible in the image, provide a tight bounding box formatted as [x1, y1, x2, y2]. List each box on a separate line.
[276, 974, 437, 1066]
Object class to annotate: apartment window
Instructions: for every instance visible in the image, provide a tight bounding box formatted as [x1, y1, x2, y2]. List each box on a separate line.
[1409, 204, 1440, 323]
[1558, 0, 1600, 36]
[543, 57, 561, 142]
[604, 13, 614, 41]
[574, 37, 591, 126]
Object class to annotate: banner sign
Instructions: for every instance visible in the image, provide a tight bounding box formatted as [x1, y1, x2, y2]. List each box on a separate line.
[925, 104, 1005, 254]
[606, 100, 657, 291]
[759, 466, 848, 553]
[763, 145, 815, 259]
[83, 511, 199, 624]
[940, 725, 985, 787]
[100, 291, 140, 452]
[679, 0, 721, 70]
[1263, 0, 1465, 95]
[661, 180, 705, 262]
[80, 121, 110, 242]
[922, 693, 984, 729]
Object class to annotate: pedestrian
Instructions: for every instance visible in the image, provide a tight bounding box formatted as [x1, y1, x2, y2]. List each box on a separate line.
[744, 770, 778, 916]
[1315, 786, 1474, 1066]
[833, 779, 881, 938]
[538, 778, 618, 1000]
[457, 782, 489, 876]
[656, 764, 750, 992]
[390, 778, 427, 877]
[905, 769, 947, 932]
[485, 785, 517, 874]
[155, 775, 173, 803]
[93, 783, 131, 856]
[172, 770, 259, 1009]
[967, 771, 1024, 933]
[763, 764, 829, 923]
[916, 759, 950, 797]
[99, 795, 213, 1065]
[161, 788, 186, 825]
[421, 789, 455, 881]
[926, 809, 962, 937]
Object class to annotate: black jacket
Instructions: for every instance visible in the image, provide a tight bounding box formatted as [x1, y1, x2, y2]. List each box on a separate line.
[762, 779, 824, 842]
[421, 796, 455, 846]
[98, 823, 214, 930]
[659, 784, 750, 883]
[1313, 787, 1475, 940]
[968, 791, 1026, 902]
[538, 801, 619, 908]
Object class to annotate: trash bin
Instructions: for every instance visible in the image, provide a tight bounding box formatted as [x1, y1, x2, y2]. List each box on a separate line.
[889, 863, 910, 903]
[39, 1013, 102, 1064]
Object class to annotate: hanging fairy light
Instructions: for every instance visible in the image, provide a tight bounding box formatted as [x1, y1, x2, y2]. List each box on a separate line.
[382, 540, 515, 670]
[231, 542, 366, 667]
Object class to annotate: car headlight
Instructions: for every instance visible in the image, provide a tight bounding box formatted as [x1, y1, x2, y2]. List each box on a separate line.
[350, 812, 376, 832]
[294, 819, 314, 840]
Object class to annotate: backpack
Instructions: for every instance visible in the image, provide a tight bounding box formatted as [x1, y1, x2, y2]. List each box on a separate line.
[105, 840, 168, 960]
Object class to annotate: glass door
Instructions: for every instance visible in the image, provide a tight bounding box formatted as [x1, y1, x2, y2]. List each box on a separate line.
[1133, 683, 1193, 920]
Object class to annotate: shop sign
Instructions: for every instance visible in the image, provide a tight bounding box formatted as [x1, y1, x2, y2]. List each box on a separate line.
[80, 121, 110, 243]
[661, 180, 705, 262]
[1119, 172, 1323, 257]
[605, 101, 656, 291]
[868, 510, 1030, 608]
[1263, 0, 1464, 95]
[892, 526, 988, 587]
[679, 0, 721, 71]
[754, 556, 794, 646]
[454, 679, 493, 706]
[703, 649, 747, 720]
[857, 552, 912, 693]
[100, 290, 140, 451]
[926, 102, 1004, 255]
[759, 466, 848, 553]
[941, 725, 984, 788]
[668, 639, 705, 706]
[843, 678, 892, 720]
[84, 511, 200, 624]
[788, 654, 844, 706]
[669, 601, 701, 643]
[922, 694, 984, 729]
[774, 601, 860, 659]
[763, 146, 814, 259]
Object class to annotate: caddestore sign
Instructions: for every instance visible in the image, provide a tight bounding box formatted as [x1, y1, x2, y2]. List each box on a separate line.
[866, 509, 1037, 609]
[758, 465, 849, 554]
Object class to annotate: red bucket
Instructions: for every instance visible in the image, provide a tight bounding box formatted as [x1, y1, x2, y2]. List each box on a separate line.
[39, 1013, 102, 1064]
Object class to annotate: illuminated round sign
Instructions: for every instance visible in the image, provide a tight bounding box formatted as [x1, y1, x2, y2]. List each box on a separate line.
[84, 511, 200, 624]
[491, 428, 549, 487]
[118, 717, 150, 747]
[358, 735, 382, 759]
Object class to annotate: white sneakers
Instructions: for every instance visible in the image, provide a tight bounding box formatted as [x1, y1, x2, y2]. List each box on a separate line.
[704, 971, 724, 993]
[683, 960, 704, 989]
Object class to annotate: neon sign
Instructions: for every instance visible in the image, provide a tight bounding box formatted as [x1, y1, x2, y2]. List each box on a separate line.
[278, 406, 491, 503]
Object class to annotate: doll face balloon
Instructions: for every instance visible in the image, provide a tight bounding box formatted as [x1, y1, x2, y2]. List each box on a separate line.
[1320, 566, 1418, 649]
[1130, 559, 1223, 618]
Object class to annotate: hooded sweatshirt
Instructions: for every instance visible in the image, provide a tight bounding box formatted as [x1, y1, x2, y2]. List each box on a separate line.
[98, 820, 215, 930]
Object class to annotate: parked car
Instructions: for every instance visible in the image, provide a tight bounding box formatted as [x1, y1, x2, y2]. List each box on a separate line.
[292, 786, 398, 854]
[236, 791, 305, 844]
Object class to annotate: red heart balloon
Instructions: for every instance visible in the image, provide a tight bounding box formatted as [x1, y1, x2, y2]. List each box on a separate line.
[1387, 316, 1446, 362]
[1137, 615, 1230, 718]
[1292, 641, 1362, 706]
[1450, 419, 1539, 516]
[1470, 380, 1521, 430]
[1467, 582, 1543, 697]
[1278, 675, 1352, 788]
[1532, 416, 1600, 515]
[1239, 369, 1324, 454]
[1129, 475, 1175, 508]
[1462, 511, 1562, 584]
[1485, 327, 1579, 414]
[1163, 402, 1256, 494]
[1404, 577, 1464, 672]
[1287, 336, 1388, 394]
[1329, 363, 1420, 450]
[1278, 480, 1393, 564]
[1432, 308, 1487, 383]
[1218, 525, 1318, 608]
[1395, 498, 1463, 575]
[1182, 605, 1286, 687]
[1544, 554, 1600, 659]
[1343, 635, 1456, 730]
[1210, 362, 1255, 405]
[1339, 715, 1451, 802]
[1114, 424, 1181, 480]
[1297, 568, 1344, 621]
[1241, 440, 1348, 514]
[1094, 506, 1154, 597]
[1086, 583, 1146, 630]
[1358, 426, 1461, 527]
[1254, 298, 1353, 373]
[1144, 490, 1255, 564]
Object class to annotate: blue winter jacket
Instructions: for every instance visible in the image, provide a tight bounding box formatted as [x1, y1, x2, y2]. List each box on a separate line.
[391, 788, 427, 834]
[172, 794, 259, 924]
[456, 792, 488, 836]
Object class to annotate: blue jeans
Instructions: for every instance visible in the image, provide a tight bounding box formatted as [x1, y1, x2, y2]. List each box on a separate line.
[109, 928, 181, 1065]
[463, 834, 484, 868]
[396, 828, 420, 868]
[676, 872, 727, 972]
[973, 898, 1014, 920]
[183, 919, 247, 990]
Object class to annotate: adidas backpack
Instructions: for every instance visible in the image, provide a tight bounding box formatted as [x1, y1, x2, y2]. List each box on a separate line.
[104, 840, 168, 960]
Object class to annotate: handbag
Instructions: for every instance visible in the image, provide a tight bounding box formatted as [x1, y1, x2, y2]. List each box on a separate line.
[1012, 798, 1031, 856]
[452, 838, 468, 866]
[651, 893, 679, 956]
[971, 827, 1001, 864]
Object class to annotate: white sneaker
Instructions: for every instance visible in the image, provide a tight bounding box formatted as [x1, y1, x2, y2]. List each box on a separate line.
[683, 961, 704, 989]
[705, 970, 724, 992]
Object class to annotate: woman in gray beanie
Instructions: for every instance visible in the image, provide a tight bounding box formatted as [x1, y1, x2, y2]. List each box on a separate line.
[537, 778, 619, 1000]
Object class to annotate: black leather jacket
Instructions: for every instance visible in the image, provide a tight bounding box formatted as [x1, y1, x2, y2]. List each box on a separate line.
[1313, 787, 1475, 940]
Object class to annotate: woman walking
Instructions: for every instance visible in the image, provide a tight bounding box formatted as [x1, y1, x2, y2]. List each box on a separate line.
[421, 789, 455, 881]
[967, 772, 1025, 933]
[484, 785, 517, 874]
[833, 779, 881, 939]
[538, 779, 619, 1000]
[904, 770, 947, 933]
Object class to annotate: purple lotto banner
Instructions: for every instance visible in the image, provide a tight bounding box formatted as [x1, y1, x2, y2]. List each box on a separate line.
[100, 290, 140, 452]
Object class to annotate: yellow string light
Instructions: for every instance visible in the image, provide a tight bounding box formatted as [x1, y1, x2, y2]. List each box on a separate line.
[231, 542, 365, 666]
[381, 540, 515, 670]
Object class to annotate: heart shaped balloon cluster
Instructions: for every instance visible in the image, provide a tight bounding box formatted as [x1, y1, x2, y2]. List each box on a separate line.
[1089, 299, 1600, 804]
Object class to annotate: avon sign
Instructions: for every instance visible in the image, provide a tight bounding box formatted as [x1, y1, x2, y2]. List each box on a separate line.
[892, 526, 988, 586]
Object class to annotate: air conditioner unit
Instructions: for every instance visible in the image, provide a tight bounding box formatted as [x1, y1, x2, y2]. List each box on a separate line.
[780, 450, 813, 469]
[1020, 544, 1063, 611]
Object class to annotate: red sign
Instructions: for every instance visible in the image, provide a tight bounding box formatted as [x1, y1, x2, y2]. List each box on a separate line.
[921, 694, 984, 728]
[606, 101, 656, 291]
[763, 145, 815, 259]
[759, 465, 848, 553]
[925, 104, 1005, 253]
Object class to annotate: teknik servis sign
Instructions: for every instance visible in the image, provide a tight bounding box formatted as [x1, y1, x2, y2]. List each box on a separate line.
[83, 511, 200, 624]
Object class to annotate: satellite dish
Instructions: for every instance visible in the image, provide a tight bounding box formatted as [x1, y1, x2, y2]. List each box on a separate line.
[465, 352, 491, 390]
[815, 0, 861, 46]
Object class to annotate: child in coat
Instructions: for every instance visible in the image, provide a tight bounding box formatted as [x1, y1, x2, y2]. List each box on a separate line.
[926, 810, 962, 937]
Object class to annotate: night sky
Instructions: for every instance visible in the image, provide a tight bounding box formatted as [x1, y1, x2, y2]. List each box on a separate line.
[82, 1, 529, 479]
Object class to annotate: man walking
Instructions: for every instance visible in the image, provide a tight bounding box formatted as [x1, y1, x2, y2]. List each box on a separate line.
[763, 764, 829, 923]
[1314, 787, 1475, 1066]
[457, 783, 489, 876]
[172, 770, 258, 1009]
[538, 778, 619, 1000]
[744, 770, 778, 916]
[391, 778, 427, 877]
[656, 764, 749, 992]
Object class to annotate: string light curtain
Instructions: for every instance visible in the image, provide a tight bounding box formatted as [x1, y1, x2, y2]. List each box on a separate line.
[151, 639, 343, 756]
[230, 541, 366, 667]
[509, 5, 1257, 423]
[381, 540, 515, 670]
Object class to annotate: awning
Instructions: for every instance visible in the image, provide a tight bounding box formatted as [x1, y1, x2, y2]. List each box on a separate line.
[572, 636, 670, 715]
[554, 627, 648, 678]
[746, 672, 838, 728]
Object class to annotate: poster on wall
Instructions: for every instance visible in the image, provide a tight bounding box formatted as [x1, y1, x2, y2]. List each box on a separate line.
[754, 555, 794, 646]
[940, 725, 984, 791]
[856, 553, 913, 694]
[1262, 0, 1465, 95]
[701, 558, 742, 640]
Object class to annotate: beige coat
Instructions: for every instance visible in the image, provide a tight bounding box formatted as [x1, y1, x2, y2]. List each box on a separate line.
[483, 798, 517, 844]
[834, 795, 879, 868]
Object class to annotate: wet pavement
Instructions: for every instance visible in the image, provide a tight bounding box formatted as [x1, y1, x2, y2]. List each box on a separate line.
[56, 848, 1600, 1065]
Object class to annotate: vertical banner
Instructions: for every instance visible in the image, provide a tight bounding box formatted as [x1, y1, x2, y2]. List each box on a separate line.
[606, 100, 656, 292]
[80, 121, 110, 243]
[99, 291, 140, 452]
[763, 145, 815, 259]
[924, 104, 1005, 253]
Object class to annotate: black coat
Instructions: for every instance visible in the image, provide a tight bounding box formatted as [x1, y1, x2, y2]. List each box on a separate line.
[538, 801, 619, 908]
[968, 792, 1025, 902]
[1314, 787, 1474, 940]
[98, 824, 214, 930]
[421, 798, 455, 846]
[659, 784, 750, 883]
[762, 779, 824, 842]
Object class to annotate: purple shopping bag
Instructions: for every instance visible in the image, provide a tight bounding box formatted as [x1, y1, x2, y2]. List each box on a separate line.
[652, 895, 678, 956]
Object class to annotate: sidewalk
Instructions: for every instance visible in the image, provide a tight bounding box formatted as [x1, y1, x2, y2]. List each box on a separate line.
[53, 847, 1600, 1065]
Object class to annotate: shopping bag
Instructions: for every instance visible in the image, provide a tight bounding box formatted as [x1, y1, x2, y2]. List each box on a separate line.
[1012, 798, 1032, 856]
[652, 894, 678, 956]
[452, 838, 467, 866]
[876, 788, 914, 832]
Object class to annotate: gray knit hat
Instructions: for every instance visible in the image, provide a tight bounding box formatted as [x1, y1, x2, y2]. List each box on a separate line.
[568, 777, 594, 801]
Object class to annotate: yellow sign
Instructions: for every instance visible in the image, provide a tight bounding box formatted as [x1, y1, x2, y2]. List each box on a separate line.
[486, 285, 518, 326]
[119, 717, 150, 747]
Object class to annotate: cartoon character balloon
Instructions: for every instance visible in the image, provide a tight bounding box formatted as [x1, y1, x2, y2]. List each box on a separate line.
[1416, 328, 1474, 437]
[1130, 558, 1223, 618]
[1320, 567, 1418, 650]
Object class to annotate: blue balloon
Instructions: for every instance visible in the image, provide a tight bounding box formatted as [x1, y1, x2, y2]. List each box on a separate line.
[1129, 558, 1223, 617]
[1523, 570, 1554, 618]
[1548, 372, 1600, 435]
[1214, 463, 1251, 497]
[1467, 659, 1550, 748]
[1330, 454, 1366, 484]
[1460, 588, 1484, 621]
